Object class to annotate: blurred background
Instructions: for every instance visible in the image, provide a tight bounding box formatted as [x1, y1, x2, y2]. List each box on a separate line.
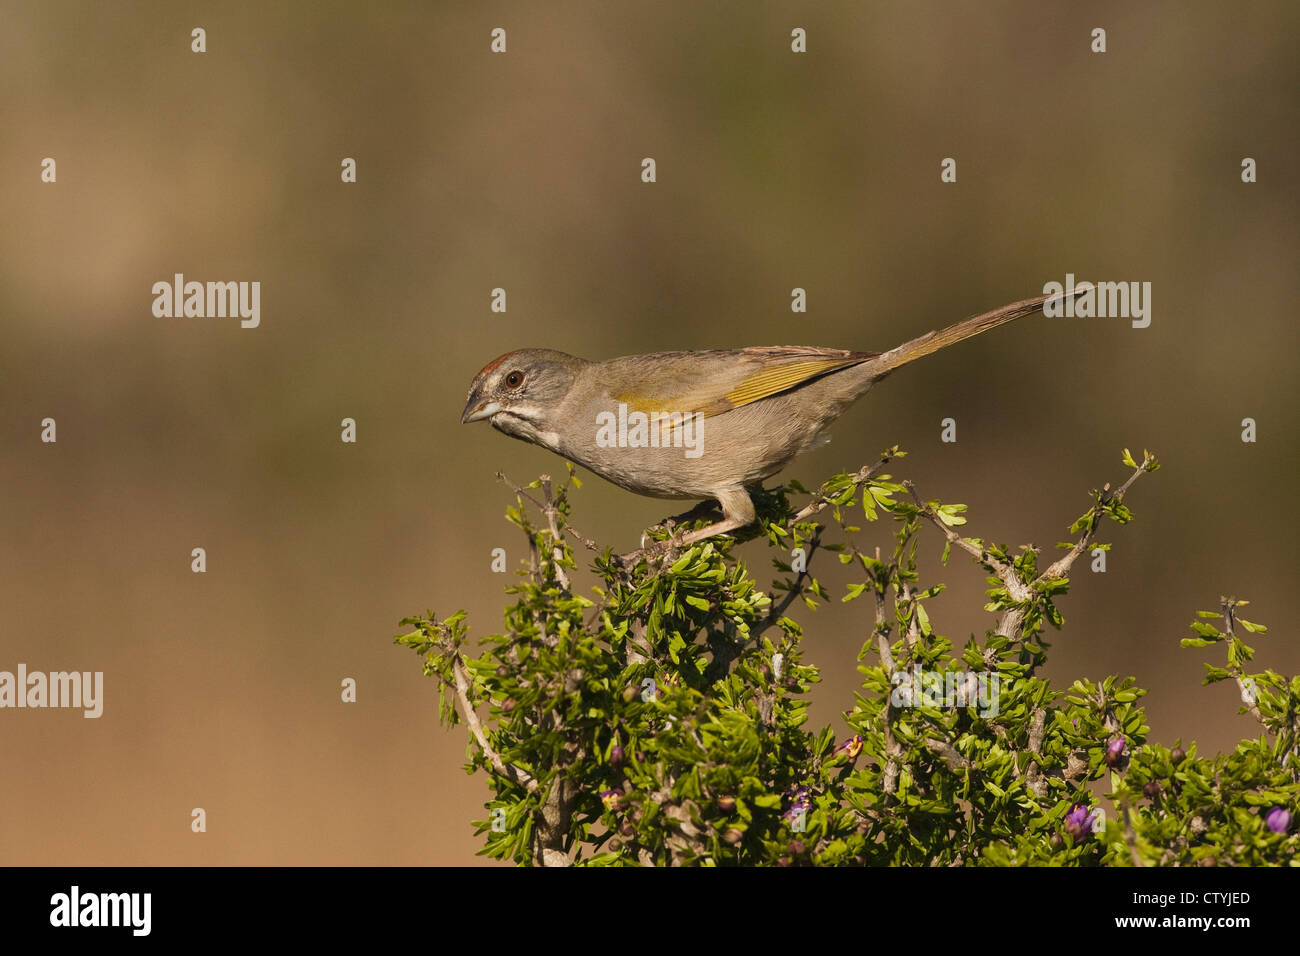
[1, 1, 1296, 864]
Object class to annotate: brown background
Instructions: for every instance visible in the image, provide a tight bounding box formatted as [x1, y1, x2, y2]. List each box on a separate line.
[1, 1, 1296, 865]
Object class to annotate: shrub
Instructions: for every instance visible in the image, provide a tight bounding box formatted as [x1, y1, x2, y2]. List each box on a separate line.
[397, 449, 1298, 866]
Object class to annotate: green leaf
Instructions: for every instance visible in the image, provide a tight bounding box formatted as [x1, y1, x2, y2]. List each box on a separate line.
[937, 504, 968, 527]
[843, 583, 868, 603]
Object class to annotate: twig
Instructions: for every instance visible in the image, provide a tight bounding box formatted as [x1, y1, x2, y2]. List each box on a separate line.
[790, 453, 895, 525]
[450, 654, 538, 794]
[539, 475, 571, 592]
[881, 697, 902, 797]
[565, 525, 601, 553]
[924, 737, 972, 771]
[1041, 455, 1152, 580]
[496, 471, 546, 511]
[1023, 708, 1048, 798]
[760, 527, 822, 630]
[873, 547, 896, 665]
[498, 470, 587, 586]
[1219, 597, 1267, 725]
[905, 452, 1157, 641]
[903, 480, 1029, 644]
[904, 482, 1022, 592]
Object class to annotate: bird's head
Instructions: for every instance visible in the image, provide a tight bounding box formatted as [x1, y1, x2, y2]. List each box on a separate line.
[461, 348, 587, 447]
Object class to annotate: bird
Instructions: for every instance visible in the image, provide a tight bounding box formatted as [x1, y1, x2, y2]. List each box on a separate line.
[462, 288, 1080, 549]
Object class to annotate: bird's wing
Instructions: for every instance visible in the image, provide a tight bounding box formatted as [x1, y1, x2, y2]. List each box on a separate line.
[608, 347, 875, 421]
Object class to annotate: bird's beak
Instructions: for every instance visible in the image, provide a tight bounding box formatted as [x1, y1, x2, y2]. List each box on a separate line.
[461, 395, 501, 424]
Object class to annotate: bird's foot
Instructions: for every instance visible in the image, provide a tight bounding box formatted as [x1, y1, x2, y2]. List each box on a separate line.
[617, 515, 748, 568]
[618, 534, 684, 568]
[622, 501, 722, 564]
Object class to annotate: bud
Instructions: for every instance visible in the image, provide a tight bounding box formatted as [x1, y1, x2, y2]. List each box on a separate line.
[1143, 781, 1162, 800]
[609, 745, 624, 766]
[1171, 746, 1185, 764]
[716, 795, 736, 813]
[787, 839, 806, 856]
[501, 698, 515, 713]
[1265, 807, 1292, 834]
[722, 828, 743, 845]
[619, 821, 635, 837]
[496, 665, 509, 678]
[1104, 738, 1125, 767]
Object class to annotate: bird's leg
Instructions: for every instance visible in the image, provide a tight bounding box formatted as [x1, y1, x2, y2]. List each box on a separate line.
[639, 500, 721, 550]
[670, 514, 749, 548]
[662, 488, 755, 551]
[621, 489, 756, 564]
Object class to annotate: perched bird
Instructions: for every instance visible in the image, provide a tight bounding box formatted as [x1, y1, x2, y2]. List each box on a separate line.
[462, 289, 1079, 548]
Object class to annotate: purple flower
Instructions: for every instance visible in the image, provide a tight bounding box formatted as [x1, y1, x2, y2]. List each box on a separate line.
[835, 735, 863, 759]
[1063, 802, 1098, 840]
[1265, 807, 1291, 834]
[782, 785, 811, 823]
[599, 789, 623, 811]
[1104, 738, 1126, 767]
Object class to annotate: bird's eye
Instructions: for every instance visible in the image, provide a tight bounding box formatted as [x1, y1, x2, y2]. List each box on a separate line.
[505, 370, 525, 389]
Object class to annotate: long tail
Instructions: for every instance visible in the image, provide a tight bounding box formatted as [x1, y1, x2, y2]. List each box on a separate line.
[867, 287, 1085, 375]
